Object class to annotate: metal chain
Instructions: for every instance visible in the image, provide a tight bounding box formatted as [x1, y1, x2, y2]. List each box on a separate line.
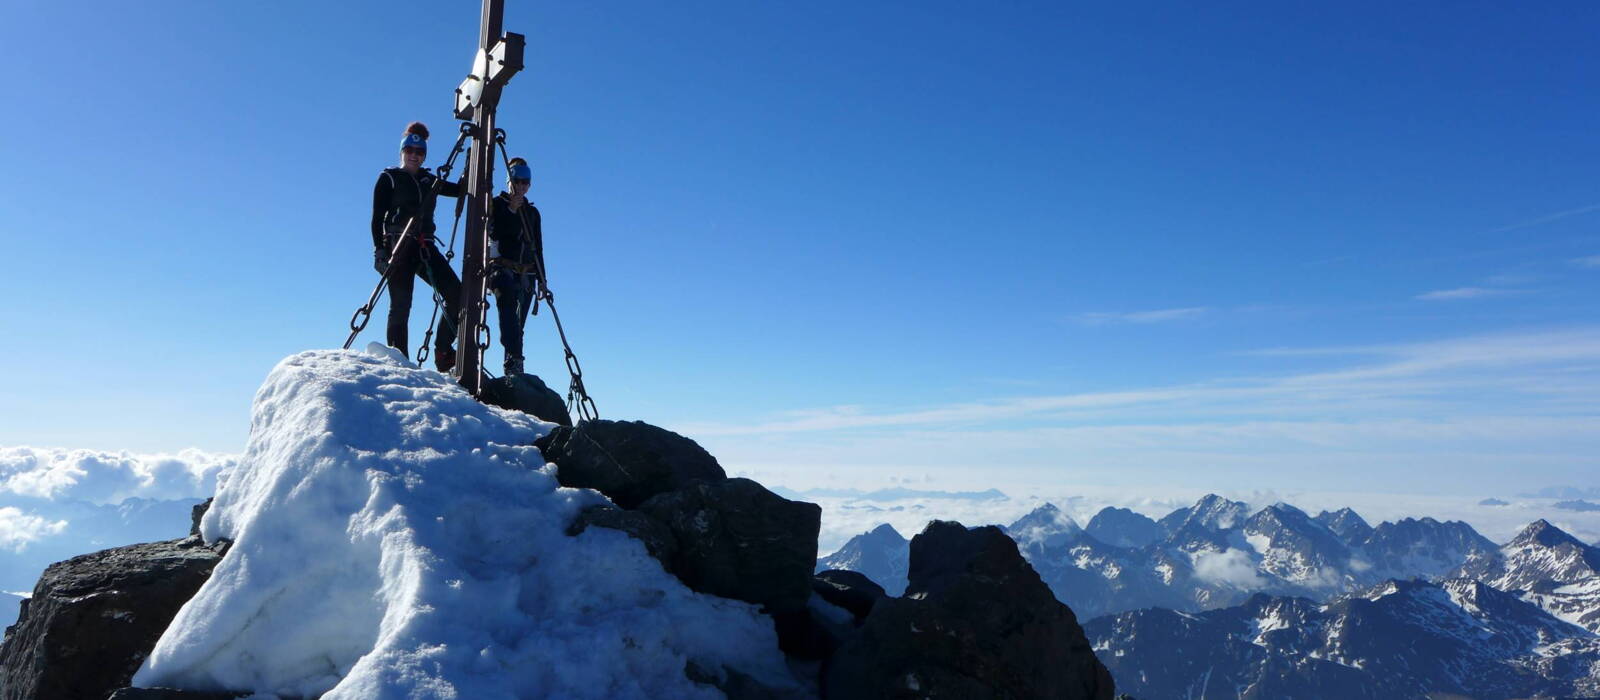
[493, 128, 599, 421]
[343, 126, 475, 351]
[416, 137, 475, 366]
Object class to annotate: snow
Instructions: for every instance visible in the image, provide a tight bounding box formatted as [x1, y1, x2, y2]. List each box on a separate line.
[133, 346, 795, 700]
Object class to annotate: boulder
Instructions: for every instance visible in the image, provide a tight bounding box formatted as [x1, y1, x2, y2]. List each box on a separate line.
[480, 373, 572, 426]
[811, 570, 886, 622]
[824, 521, 1115, 700]
[0, 538, 224, 700]
[536, 420, 726, 509]
[566, 505, 679, 567]
[638, 478, 820, 614]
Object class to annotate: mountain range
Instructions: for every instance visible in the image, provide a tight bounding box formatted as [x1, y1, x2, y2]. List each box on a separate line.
[819, 495, 1600, 699]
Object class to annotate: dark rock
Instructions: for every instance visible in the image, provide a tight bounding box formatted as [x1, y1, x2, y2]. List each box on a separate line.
[537, 420, 727, 509]
[566, 505, 679, 567]
[189, 499, 212, 537]
[811, 570, 886, 622]
[0, 538, 223, 700]
[684, 659, 813, 700]
[638, 478, 819, 614]
[106, 689, 249, 699]
[480, 373, 572, 426]
[824, 521, 1115, 700]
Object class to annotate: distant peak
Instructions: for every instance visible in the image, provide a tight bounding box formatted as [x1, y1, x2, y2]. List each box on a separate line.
[867, 523, 905, 540]
[1512, 519, 1581, 549]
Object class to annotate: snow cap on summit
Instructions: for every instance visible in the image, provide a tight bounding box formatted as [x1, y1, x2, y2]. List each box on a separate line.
[134, 345, 795, 699]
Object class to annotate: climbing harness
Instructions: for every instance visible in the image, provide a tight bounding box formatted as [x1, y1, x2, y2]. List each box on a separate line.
[344, 127, 473, 352]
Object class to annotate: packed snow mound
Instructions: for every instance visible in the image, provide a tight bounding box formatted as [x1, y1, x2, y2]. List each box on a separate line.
[133, 345, 795, 699]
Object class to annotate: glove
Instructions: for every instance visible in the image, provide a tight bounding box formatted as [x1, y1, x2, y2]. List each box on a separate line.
[373, 248, 389, 275]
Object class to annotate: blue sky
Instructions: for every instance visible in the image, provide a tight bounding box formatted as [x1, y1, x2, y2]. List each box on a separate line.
[1, 1, 1597, 497]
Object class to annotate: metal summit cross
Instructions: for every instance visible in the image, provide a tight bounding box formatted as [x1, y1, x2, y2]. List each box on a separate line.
[452, 0, 524, 395]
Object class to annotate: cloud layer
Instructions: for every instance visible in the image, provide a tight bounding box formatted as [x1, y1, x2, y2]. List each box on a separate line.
[0, 507, 67, 553]
[0, 446, 235, 505]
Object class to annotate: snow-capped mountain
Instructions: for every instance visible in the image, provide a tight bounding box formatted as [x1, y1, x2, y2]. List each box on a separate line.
[1158, 493, 1251, 536]
[1003, 502, 1083, 553]
[1084, 507, 1163, 549]
[1240, 503, 1356, 592]
[1086, 578, 1600, 700]
[1313, 507, 1373, 543]
[817, 494, 1518, 625]
[815, 523, 911, 595]
[1359, 516, 1499, 581]
[1457, 519, 1600, 633]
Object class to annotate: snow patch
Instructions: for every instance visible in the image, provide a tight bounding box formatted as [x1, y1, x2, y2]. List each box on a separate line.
[134, 346, 795, 699]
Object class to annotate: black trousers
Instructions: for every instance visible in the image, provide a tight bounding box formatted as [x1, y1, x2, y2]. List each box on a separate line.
[386, 235, 461, 357]
[491, 268, 537, 363]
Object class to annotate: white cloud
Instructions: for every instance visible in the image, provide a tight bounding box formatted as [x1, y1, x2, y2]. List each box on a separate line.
[1191, 548, 1268, 589]
[1075, 307, 1209, 325]
[1415, 287, 1519, 301]
[1489, 203, 1600, 233]
[680, 327, 1600, 438]
[0, 447, 236, 505]
[0, 507, 67, 553]
[1573, 255, 1600, 269]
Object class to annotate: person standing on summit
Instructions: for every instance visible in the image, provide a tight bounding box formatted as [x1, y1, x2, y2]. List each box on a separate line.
[371, 122, 465, 372]
[488, 157, 547, 376]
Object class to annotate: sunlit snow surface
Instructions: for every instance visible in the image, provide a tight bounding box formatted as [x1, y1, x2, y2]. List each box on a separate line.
[133, 345, 794, 700]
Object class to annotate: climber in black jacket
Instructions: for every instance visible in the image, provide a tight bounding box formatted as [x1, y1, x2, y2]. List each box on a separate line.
[488, 157, 547, 376]
[371, 121, 464, 372]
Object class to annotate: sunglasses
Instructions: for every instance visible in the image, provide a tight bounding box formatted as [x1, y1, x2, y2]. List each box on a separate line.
[401, 147, 427, 156]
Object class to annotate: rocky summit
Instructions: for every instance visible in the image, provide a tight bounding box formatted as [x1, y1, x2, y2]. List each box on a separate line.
[0, 348, 1113, 700]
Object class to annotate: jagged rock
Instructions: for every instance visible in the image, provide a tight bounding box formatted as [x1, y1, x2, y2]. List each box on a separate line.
[189, 499, 211, 538]
[811, 570, 885, 622]
[0, 538, 223, 700]
[638, 478, 820, 614]
[566, 504, 679, 567]
[685, 659, 815, 700]
[824, 521, 1115, 700]
[480, 373, 572, 426]
[106, 689, 247, 699]
[536, 419, 726, 509]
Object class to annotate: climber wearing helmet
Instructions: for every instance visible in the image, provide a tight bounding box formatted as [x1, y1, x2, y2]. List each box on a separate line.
[488, 157, 548, 376]
[371, 121, 465, 372]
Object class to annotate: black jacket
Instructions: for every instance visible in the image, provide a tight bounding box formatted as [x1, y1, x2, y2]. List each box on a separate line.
[371, 167, 462, 248]
[490, 192, 545, 277]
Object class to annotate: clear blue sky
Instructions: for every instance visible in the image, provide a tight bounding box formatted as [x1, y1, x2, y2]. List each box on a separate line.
[1, 1, 1597, 495]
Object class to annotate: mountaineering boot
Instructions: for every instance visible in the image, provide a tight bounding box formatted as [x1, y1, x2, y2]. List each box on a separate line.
[434, 346, 456, 373]
[504, 356, 524, 376]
